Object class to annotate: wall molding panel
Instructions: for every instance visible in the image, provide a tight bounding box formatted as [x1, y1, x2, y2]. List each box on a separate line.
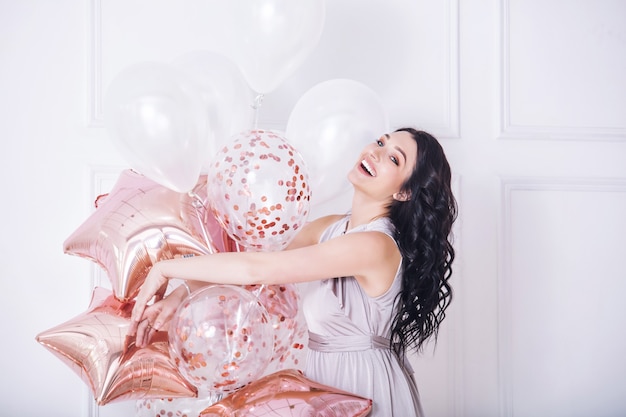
[450, 174, 464, 417]
[427, 0, 460, 140]
[87, 165, 125, 417]
[87, 0, 103, 127]
[498, 0, 626, 142]
[497, 176, 626, 416]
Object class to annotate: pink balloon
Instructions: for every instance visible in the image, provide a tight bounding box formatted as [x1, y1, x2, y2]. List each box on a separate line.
[36, 287, 197, 405]
[207, 130, 311, 252]
[63, 170, 230, 302]
[199, 369, 372, 417]
[169, 285, 274, 394]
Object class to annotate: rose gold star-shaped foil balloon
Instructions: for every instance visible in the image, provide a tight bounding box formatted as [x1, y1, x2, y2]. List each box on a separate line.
[36, 287, 197, 405]
[63, 169, 229, 302]
[199, 369, 372, 417]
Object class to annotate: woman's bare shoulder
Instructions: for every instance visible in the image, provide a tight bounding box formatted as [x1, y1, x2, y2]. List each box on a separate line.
[287, 214, 345, 249]
[309, 214, 345, 230]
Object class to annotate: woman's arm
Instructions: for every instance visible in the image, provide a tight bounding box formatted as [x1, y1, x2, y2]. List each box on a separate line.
[129, 216, 400, 337]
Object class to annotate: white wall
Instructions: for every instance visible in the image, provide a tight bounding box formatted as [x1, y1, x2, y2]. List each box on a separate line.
[1, 1, 625, 416]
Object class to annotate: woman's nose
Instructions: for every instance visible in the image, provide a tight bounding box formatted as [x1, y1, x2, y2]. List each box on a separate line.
[369, 146, 381, 161]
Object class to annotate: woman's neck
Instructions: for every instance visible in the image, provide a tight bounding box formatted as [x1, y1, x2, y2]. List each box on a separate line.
[348, 192, 389, 231]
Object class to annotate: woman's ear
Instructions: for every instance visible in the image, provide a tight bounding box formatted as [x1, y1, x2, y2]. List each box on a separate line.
[393, 191, 411, 201]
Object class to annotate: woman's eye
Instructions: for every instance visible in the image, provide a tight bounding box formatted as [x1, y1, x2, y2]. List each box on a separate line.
[390, 156, 399, 165]
[376, 139, 384, 146]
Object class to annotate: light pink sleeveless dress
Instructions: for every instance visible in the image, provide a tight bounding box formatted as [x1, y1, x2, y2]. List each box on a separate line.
[302, 215, 424, 416]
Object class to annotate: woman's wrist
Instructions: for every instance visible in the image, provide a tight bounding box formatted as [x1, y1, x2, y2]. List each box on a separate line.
[180, 281, 191, 297]
[167, 282, 190, 304]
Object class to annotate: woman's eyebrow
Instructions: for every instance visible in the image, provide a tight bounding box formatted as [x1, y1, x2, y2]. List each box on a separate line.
[395, 146, 407, 162]
[385, 134, 407, 162]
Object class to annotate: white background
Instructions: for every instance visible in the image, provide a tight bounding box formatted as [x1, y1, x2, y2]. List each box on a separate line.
[1, 0, 625, 416]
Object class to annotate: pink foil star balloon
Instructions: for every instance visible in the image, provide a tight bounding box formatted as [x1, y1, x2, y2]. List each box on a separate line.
[199, 369, 372, 417]
[63, 169, 226, 302]
[36, 287, 197, 405]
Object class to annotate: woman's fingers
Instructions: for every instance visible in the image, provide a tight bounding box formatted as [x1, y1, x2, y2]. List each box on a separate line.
[131, 265, 168, 325]
[154, 282, 168, 302]
[127, 317, 139, 337]
[128, 266, 178, 345]
[135, 318, 154, 348]
[152, 298, 179, 331]
[131, 296, 180, 348]
[134, 307, 161, 347]
[130, 296, 148, 329]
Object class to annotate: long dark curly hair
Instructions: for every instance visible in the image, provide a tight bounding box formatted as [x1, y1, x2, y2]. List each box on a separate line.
[387, 127, 457, 356]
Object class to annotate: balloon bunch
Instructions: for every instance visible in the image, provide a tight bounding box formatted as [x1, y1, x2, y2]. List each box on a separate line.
[101, 3, 388, 208]
[37, 1, 389, 415]
[36, 167, 309, 405]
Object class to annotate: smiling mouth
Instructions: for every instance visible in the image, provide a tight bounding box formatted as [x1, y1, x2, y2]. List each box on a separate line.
[361, 160, 376, 177]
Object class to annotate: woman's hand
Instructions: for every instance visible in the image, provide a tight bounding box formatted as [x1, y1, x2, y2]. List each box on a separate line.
[128, 262, 170, 341]
[131, 286, 186, 347]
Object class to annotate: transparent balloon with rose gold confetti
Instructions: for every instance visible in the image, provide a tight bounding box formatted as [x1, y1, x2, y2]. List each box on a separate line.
[168, 285, 274, 394]
[245, 284, 307, 367]
[207, 129, 311, 252]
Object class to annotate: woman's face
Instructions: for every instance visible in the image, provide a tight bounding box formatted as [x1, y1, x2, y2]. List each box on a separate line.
[348, 130, 418, 202]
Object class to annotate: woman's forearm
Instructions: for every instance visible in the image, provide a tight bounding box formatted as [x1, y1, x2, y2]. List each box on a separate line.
[157, 251, 278, 286]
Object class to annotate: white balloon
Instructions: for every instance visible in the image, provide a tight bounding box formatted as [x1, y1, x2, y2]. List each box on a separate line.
[104, 62, 207, 193]
[286, 79, 389, 206]
[171, 50, 256, 164]
[222, 0, 326, 94]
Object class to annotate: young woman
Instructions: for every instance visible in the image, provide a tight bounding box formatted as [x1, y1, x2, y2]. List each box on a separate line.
[129, 127, 457, 416]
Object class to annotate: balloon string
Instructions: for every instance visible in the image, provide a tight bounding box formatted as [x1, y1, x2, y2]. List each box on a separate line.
[188, 191, 216, 255]
[250, 283, 266, 299]
[251, 94, 264, 129]
[205, 390, 223, 406]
